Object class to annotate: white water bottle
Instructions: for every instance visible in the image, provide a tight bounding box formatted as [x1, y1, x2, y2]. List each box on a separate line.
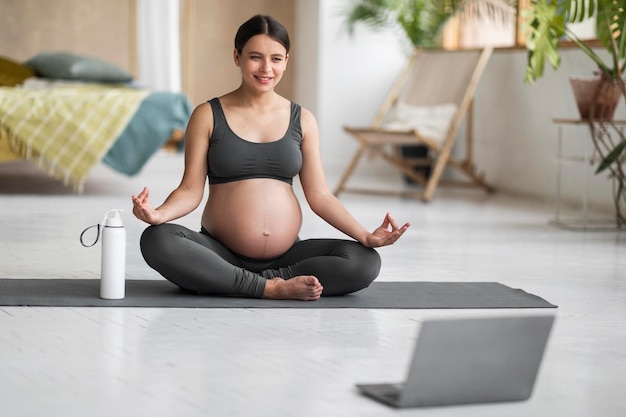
[100, 209, 126, 299]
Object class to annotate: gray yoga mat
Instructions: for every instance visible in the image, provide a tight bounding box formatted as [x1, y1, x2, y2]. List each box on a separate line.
[0, 279, 556, 309]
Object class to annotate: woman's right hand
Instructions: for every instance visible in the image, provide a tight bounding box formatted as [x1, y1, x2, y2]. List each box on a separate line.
[131, 187, 163, 225]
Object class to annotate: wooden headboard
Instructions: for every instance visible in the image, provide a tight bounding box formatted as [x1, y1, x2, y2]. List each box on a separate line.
[0, 0, 137, 76]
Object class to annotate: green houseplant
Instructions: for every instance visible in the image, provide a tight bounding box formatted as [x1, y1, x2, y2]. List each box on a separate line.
[343, 0, 517, 48]
[525, 0, 626, 226]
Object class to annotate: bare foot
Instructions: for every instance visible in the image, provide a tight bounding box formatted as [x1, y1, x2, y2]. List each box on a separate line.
[263, 275, 323, 301]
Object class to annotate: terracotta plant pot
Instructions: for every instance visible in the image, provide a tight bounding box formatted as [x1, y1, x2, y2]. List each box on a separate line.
[569, 76, 623, 120]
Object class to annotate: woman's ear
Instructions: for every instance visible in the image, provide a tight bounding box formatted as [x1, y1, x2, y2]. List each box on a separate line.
[233, 49, 240, 67]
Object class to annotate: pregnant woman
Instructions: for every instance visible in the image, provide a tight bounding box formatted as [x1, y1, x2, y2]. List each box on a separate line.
[132, 14, 409, 301]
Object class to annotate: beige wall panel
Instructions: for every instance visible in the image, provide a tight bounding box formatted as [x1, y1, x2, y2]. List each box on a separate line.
[0, 0, 136, 75]
[184, 0, 295, 105]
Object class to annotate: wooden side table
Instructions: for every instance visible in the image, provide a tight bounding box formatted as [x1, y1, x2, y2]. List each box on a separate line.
[550, 118, 624, 230]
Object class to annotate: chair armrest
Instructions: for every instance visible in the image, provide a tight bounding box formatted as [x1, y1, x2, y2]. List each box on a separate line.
[343, 126, 441, 149]
[344, 126, 414, 135]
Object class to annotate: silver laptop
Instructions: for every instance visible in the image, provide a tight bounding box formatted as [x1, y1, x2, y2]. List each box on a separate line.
[357, 315, 555, 408]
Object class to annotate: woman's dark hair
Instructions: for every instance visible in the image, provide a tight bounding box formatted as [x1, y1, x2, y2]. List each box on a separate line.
[234, 15, 290, 54]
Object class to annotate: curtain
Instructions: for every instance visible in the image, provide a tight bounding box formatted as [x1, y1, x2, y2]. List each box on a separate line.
[136, 0, 181, 92]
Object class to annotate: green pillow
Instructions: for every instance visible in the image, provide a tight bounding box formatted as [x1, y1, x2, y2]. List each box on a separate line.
[0, 56, 35, 86]
[25, 52, 133, 83]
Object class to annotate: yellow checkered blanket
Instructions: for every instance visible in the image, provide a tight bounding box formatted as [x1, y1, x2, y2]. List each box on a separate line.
[0, 85, 149, 191]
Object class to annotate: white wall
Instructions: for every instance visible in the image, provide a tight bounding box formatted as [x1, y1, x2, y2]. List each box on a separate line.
[473, 48, 623, 211]
[318, 0, 408, 163]
[296, 0, 622, 212]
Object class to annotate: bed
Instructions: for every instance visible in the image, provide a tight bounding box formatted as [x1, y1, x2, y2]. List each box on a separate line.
[0, 52, 193, 192]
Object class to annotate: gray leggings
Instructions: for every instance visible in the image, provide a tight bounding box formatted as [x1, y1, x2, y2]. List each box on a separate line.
[140, 223, 382, 298]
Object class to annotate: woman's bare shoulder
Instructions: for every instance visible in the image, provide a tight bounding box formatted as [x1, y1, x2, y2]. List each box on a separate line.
[189, 101, 214, 122]
[298, 105, 318, 131]
[185, 101, 214, 139]
[193, 100, 214, 114]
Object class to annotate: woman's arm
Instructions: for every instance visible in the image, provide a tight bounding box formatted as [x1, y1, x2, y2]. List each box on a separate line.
[298, 108, 409, 247]
[132, 103, 213, 225]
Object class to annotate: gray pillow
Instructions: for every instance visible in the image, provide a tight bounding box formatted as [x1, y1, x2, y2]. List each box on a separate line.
[25, 52, 133, 83]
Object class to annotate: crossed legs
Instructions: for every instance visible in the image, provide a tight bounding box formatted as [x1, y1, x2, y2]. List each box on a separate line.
[140, 223, 381, 300]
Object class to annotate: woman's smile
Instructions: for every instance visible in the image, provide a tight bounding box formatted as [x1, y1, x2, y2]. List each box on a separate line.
[255, 75, 273, 83]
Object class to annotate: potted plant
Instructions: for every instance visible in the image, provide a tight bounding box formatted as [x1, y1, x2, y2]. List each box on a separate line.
[343, 0, 517, 48]
[342, 0, 516, 182]
[525, 0, 626, 226]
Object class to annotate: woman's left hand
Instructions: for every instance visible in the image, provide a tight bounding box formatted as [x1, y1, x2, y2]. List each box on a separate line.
[363, 213, 410, 248]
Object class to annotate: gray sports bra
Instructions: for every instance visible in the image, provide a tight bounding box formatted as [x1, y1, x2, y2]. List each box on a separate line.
[207, 98, 303, 185]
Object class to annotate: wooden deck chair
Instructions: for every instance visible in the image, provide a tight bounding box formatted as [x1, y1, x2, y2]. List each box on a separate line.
[334, 47, 494, 202]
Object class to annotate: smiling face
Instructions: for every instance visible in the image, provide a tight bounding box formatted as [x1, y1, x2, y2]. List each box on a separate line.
[234, 34, 289, 93]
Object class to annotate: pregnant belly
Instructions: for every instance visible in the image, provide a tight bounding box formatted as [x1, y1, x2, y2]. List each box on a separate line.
[203, 180, 303, 259]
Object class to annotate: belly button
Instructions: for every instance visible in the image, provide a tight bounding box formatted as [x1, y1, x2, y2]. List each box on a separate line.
[263, 231, 271, 236]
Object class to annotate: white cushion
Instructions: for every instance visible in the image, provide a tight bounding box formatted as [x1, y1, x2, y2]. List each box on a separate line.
[381, 101, 458, 145]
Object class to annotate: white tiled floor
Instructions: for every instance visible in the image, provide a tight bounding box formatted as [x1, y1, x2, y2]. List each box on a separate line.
[0, 152, 625, 417]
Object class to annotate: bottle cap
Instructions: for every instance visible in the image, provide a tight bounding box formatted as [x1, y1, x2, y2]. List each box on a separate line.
[104, 209, 124, 227]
